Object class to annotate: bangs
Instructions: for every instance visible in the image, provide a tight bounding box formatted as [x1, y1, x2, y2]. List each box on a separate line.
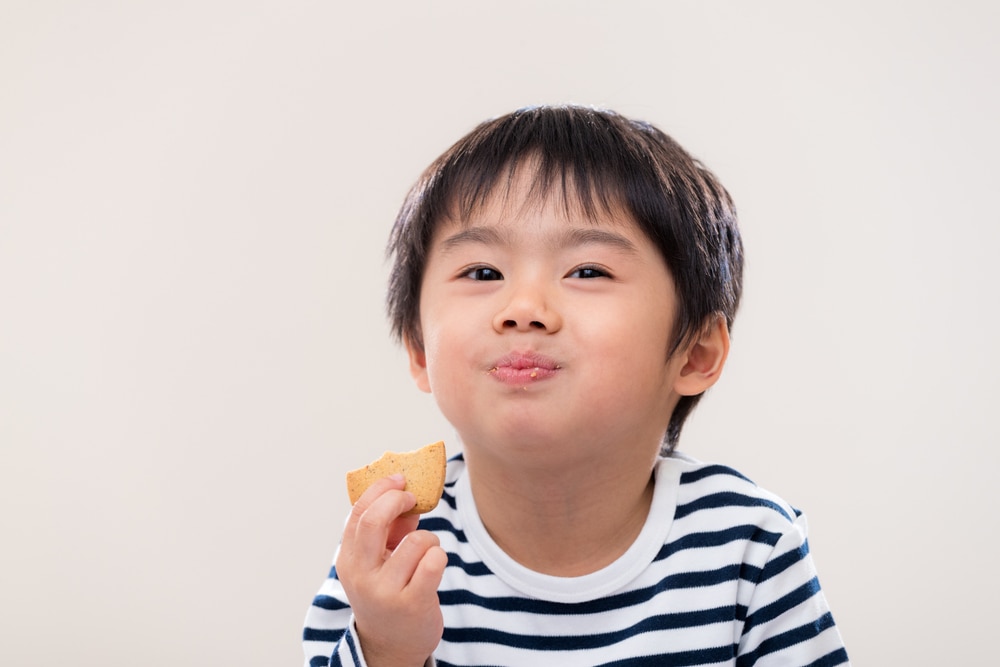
[429, 106, 659, 226]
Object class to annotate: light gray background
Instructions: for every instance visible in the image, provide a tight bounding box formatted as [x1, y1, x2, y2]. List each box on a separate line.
[2, 1, 997, 664]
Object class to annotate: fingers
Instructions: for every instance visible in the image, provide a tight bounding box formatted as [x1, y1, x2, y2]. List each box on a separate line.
[409, 543, 449, 596]
[345, 474, 418, 569]
[381, 530, 444, 592]
[336, 473, 447, 664]
[386, 513, 421, 552]
[338, 470, 446, 591]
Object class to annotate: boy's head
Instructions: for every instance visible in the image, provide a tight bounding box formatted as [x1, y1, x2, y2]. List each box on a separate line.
[386, 105, 743, 453]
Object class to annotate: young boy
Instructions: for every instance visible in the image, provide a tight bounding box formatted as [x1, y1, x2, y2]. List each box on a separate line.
[303, 105, 850, 667]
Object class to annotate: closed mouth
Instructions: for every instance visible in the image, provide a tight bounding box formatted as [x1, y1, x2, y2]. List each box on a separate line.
[487, 352, 562, 385]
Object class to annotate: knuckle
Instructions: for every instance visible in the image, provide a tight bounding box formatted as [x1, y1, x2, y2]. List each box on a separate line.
[399, 529, 440, 555]
[357, 510, 383, 533]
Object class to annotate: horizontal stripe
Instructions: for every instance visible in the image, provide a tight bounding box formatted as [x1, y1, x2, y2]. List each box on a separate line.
[655, 524, 782, 561]
[417, 516, 467, 542]
[444, 552, 492, 576]
[436, 644, 738, 667]
[595, 644, 737, 667]
[442, 605, 738, 650]
[303, 627, 343, 643]
[438, 564, 748, 615]
[738, 612, 838, 667]
[675, 491, 794, 522]
[758, 540, 810, 584]
[743, 577, 822, 634]
[679, 463, 752, 485]
[806, 647, 851, 667]
[311, 594, 350, 611]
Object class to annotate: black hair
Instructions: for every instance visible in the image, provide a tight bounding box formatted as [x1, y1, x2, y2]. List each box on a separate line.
[386, 105, 743, 453]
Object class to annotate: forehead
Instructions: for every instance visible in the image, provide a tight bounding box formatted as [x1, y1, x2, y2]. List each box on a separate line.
[436, 159, 640, 238]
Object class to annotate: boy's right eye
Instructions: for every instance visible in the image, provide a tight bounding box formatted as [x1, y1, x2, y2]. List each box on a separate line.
[461, 266, 504, 281]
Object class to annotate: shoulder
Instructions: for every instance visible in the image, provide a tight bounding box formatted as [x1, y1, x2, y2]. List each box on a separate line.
[660, 453, 805, 543]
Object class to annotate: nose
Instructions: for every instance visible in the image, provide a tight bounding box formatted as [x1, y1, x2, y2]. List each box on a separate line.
[492, 280, 563, 334]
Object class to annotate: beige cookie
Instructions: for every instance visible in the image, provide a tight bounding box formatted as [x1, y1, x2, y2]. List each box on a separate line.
[345, 441, 446, 515]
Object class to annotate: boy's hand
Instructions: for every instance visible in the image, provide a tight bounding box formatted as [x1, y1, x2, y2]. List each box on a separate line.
[336, 473, 448, 667]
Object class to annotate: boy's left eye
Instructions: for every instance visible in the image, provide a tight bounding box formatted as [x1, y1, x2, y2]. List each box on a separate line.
[568, 265, 610, 279]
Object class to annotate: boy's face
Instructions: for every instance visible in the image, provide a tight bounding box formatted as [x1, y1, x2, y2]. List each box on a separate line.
[405, 168, 695, 469]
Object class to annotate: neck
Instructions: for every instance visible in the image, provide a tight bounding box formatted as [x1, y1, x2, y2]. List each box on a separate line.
[464, 449, 658, 577]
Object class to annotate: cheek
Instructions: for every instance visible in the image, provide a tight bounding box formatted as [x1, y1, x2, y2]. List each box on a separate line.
[588, 311, 673, 387]
[419, 322, 467, 393]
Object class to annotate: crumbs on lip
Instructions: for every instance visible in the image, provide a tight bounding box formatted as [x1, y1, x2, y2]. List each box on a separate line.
[485, 365, 561, 376]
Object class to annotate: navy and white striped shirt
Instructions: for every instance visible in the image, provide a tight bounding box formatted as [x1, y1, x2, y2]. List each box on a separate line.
[303, 453, 849, 666]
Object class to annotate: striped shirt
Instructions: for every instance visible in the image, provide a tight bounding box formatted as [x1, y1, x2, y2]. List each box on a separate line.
[303, 453, 849, 666]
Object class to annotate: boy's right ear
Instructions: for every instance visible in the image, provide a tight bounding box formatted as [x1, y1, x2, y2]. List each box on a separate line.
[404, 336, 432, 394]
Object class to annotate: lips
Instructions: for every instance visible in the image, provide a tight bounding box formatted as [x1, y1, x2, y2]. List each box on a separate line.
[487, 351, 561, 385]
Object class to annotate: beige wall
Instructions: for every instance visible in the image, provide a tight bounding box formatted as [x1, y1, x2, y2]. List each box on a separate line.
[2, 1, 997, 664]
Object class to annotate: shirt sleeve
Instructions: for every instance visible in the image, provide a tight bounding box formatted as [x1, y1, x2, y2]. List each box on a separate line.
[737, 512, 851, 666]
[302, 558, 366, 667]
[302, 562, 437, 667]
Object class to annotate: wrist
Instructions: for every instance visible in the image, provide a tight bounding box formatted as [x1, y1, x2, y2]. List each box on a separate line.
[351, 616, 433, 667]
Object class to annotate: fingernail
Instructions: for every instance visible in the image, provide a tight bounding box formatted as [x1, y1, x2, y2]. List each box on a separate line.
[388, 473, 405, 483]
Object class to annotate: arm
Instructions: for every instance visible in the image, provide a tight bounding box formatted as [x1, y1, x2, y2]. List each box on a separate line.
[303, 475, 447, 667]
[738, 513, 850, 666]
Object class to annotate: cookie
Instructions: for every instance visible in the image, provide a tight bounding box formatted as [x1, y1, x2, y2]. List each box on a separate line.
[345, 441, 446, 515]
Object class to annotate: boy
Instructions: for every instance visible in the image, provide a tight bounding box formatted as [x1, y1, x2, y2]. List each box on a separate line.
[304, 105, 850, 667]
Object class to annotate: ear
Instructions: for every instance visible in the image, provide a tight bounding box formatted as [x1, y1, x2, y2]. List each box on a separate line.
[673, 315, 730, 397]
[404, 335, 432, 394]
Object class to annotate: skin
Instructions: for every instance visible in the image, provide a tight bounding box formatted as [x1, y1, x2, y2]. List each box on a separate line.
[335, 474, 448, 667]
[336, 167, 730, 666]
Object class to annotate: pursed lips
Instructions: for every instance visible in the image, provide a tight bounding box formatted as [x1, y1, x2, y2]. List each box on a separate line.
[486, 352, 562, 385]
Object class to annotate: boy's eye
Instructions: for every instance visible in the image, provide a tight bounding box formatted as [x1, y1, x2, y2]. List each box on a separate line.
[462, 266, 504, 281]
[568, 265, 610, 279]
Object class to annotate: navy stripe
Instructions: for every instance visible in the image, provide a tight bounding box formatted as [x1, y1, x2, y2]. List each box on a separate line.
[418, 516, 468, 542]
[311, 594, 350, 611]
[308, 656, 329, 667]
[743, 577, 822, 634]
[442, 605, 738, 650]
[665, 563, 743, 589]
[805, 647, 850, 666]
[303, 628, 343, 643]
[343, 628, 360, 666]
[739, 561, 763, 583]
[758, 540, 809, 584]
[737, 612, 837, 667]
[675, 492, 794, 522]
[656, 525, 783, 562]
[679, 463, 753, 485]
[440, 488, 458, 510]
[438, 644, 737, 667]
[445, 552, 492, 576]
[440, 564, 747, 616]
[595, 644, 737, 667]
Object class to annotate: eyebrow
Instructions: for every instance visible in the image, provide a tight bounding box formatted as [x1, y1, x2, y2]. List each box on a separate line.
[439, 226, 510, 252]
[438, 225, 639, 254]
[562, 227, 639, 253]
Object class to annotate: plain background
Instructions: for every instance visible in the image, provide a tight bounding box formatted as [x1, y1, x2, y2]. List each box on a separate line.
[2, 1, 998, 664]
